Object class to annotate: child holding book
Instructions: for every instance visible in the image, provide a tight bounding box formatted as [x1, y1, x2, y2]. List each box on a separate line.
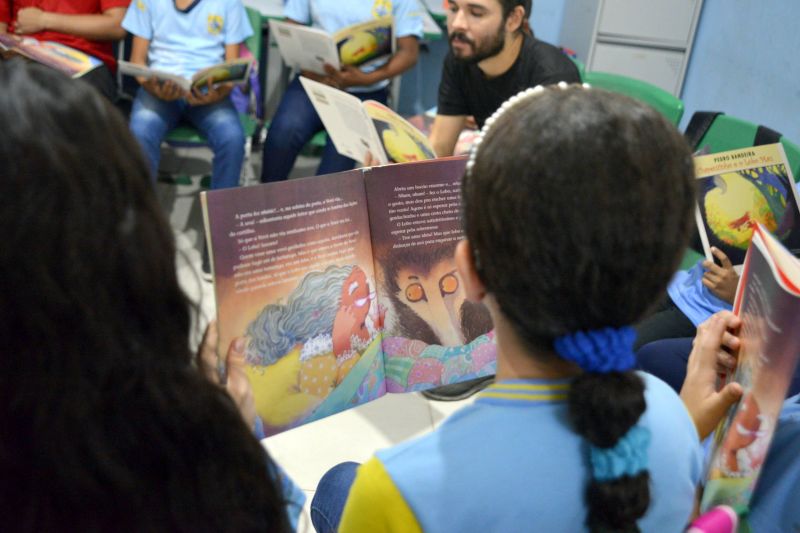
[0, 0, 129, 99]
[310, 85, 742, 532]
[259, 0, 422, 183]
[122, 0, 251, 189]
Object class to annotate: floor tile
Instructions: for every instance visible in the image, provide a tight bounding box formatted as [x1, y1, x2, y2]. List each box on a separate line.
[264, 392, 434, 491]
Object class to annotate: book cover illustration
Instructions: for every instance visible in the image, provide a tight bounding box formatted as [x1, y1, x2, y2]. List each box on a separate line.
[406, 111, 479, 156]
[333, 16, 393, 68]
[299, 77, 435, 165]
[0, 34, 102, 78]
[694, 144, 800, 268]
[202, 158, 495, 435]
[701, 224, 800, 512]
[364, 100, 435, 163]
[269, 16, 393, 74]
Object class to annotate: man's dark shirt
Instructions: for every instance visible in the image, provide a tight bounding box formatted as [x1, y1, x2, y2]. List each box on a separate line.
[438, 34, 581, 128]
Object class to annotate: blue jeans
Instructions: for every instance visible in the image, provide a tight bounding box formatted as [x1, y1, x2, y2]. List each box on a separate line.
[310, 461, 359, 533]
[260, 77, 388, 183]
[129, 88, 245, 189]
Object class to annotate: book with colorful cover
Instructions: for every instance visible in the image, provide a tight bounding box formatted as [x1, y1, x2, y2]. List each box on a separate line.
[693, 144, 800, 270]
[0, 34, 102, 78]
[201, 157, 495, 436]
[269, 16, 393, 75]
[701, 223, 800, 513]
[118, 58, 252, 92]
[300, 76, 436, 165]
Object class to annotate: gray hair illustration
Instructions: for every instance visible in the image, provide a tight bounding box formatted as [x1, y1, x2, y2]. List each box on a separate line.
[245, 264, 356, 366]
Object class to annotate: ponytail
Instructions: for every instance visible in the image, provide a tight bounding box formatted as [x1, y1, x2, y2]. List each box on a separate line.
[556, 328, 650, 532]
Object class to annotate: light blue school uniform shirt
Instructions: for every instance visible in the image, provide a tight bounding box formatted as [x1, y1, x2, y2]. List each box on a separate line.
[749, 394, 800, 532]
[667, 261, 733, 326]
[284, 0, 423, 92]
[342, 372, 702, 532]
[122, 0, 253, 80]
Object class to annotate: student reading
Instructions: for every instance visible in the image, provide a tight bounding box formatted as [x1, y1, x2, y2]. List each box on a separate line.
[320, 84, 711, 532]
[0, 59, 302, 531]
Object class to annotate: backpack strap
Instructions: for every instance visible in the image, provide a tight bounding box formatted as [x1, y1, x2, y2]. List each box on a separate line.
[684, 111, 724, 150]
[754, 125, 783, 146]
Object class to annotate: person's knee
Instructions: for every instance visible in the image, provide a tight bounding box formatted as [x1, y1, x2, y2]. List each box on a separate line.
[129, 105, 168, 145]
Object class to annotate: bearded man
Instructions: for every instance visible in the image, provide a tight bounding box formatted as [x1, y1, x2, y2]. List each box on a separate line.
[430, 0, 580, 157]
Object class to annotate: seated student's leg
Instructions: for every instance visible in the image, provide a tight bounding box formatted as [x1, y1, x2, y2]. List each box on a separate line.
[128, 88, 184, 181]
[79, 65, 117, 103]
[310, 461, 360, 533]
[188, 98, 245, 190]
[260, 77, 324, 183]
[633, 295, 697, 351]
[635, 337, 693, 393]
[316, 87, 390, 176]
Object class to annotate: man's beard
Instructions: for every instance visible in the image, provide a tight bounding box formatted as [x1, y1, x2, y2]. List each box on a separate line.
[449, 25, 506, 64]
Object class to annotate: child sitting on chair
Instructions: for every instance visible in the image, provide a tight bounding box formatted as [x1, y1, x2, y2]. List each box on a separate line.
[122, 0, 251, 189]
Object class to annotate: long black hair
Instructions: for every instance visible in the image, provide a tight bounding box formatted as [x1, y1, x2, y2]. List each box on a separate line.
[0, 60, 290, 532]
[463, 86, 695, 531]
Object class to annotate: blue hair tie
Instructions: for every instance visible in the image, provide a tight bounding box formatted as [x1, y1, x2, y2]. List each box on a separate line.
[589, 426, 650, 482]
[554, 326, 637, 373]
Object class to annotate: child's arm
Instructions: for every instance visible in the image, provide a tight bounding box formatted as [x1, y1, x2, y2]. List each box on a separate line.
[186, 43, 239, 106]
[13, 5, 126, 41]
[130, 35, 185, 101]
[701, 247, 739, 304]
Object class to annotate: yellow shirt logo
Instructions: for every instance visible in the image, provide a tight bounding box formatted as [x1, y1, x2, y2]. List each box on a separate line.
[372, 0, 392, 18]
[136, 0, 145, 11]
[207, 14, 224, 35]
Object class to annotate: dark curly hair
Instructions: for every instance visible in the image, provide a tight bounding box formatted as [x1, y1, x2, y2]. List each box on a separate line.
[0, 60, 290, 532]
[463, 86, 696, 531]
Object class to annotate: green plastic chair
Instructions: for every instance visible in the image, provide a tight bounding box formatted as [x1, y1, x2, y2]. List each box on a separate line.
[583, 71, 684, 126]
[162, 6, 263, 186]
[677, 113, 800, 270]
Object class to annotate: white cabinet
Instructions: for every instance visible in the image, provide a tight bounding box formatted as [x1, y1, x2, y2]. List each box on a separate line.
[560, 0, 704, 96]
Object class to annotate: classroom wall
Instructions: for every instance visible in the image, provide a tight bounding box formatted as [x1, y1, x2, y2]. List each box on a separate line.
[402, 0, 800, 145]
[677, 1, 800, 143]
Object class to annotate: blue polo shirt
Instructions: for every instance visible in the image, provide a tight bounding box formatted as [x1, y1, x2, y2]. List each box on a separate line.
[122, 0, 253, 79]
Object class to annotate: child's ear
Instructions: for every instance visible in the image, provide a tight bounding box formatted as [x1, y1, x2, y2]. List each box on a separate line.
[455, 239, 486, 302]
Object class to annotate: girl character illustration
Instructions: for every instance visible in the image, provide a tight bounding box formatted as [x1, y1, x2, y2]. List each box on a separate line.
[243, 264, 382, 429]
[720, 392, 769, 475]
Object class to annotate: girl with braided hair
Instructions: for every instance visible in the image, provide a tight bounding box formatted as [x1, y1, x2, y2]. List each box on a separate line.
[309, 84, 744, 533]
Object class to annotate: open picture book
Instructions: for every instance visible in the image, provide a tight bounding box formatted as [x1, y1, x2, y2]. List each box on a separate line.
[694, 143, 800, 270]
[701, 223, 800, 513]
[201, 157, 495, 436]
[300, 76, 436, 165]
[0, 34, 102, 78]
[118, 58, 252, 92]
[268, 16, 393, 74]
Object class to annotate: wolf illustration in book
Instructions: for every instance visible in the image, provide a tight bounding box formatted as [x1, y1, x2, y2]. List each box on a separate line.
[381, 243, 492, 346]
[243, 264, 382, 428]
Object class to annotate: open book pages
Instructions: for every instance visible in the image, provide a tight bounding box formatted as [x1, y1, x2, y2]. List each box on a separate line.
[118, 58, 251, 92]
[701, 223, 800, 512]
[269, 16, 393, 74]
[299, 76, 434, 165]
[201, 157, 495, 436]
[0, 34, 102, 78]
[693, 143, 800, 270]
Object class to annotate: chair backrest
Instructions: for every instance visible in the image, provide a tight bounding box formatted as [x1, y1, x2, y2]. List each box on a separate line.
[244, 7, 262, 60]
[688, 113, 800, 182]
[583, 70, 684, 125]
